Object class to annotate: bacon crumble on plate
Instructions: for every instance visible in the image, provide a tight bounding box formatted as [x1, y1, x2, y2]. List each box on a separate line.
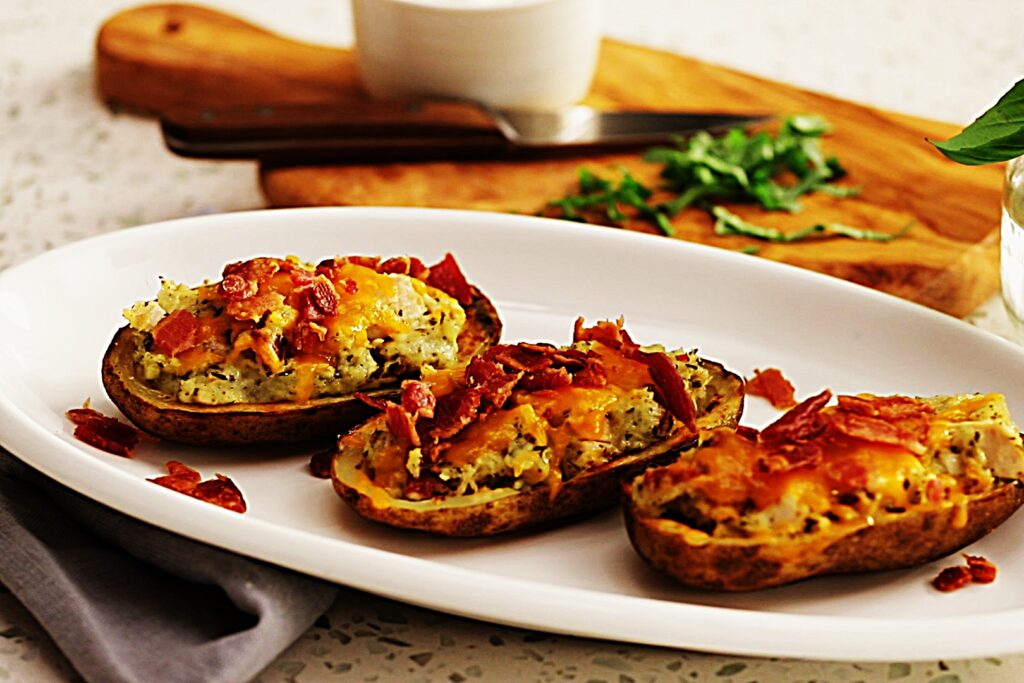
[148, 461, 247, 513]
[65, 406, 143, 458]
[932, 554, 997, 592]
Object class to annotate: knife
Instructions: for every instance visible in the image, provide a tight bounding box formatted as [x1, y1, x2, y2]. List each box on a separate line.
[160, 100, 769, 164]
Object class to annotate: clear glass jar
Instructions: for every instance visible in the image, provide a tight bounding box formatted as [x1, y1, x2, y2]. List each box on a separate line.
[1002, 156, 1024, 338]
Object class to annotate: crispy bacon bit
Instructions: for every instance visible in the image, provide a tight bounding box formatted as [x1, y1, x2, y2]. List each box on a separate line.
[932, 555, 998, 592]
[342, 278, 358, 295]
[333, 255, 380, 271]
[425, 253, 474, 305]
[66, 407, 142, 458]
[308, 447, 334, 479]
[836, 394, 934, 420]
[407, 257, 429, 279]
[355, 392, 390, 412]
[379, 257, 411, 274]
[401, 380, 436, 420]
[549, 348, 590, 371]
[828, 411, 926, 454]
[421, 389, 483, 442]
[571, 357, 607, 388]
[287, 267, 315, 288]
[759, 441, 823, 474]
[760, 389, 832, 446]
[965, 555, 997, 583]
[148, 461, 247, 513]
[932, 565, 973, 592]
[221, 257, 282, 294]
[466, 354, 521, 408]
[295, 276, 338, 322]
[149, 460, 201, 493]
[385, 403, 420, 446]
[746, 367, 797, 410]
[642, 351, 697, 432]
[378, 256, 429, 278]
[519, 367, 573, 391]
[151, 309, 200, 356]
[226, 291, 283, 322]
[219, 273, 254, 301]
[572, 317, 634, 349]
[490, 344, 555, 372]
[193, 476, 247, 513]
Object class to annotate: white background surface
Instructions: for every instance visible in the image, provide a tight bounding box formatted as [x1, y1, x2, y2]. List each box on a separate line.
[4, 1, 1024, 680]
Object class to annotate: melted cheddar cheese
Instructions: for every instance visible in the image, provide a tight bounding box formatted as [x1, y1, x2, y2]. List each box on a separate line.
[350, 339, 715, 500]
[631, 393, 1024, 539]
[126, 257, 467, 404]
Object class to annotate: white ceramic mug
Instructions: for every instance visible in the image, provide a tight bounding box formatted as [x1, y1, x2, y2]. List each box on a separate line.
[351, 0, 604, 109]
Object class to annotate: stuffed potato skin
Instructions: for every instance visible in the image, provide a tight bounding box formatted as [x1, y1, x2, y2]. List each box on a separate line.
[102, 257, 502, 446]
[624, 391, 1024, 591]
[333, 423, 701, 537]
[625, 479, 1024, 591]
[332, 322, 745, 537]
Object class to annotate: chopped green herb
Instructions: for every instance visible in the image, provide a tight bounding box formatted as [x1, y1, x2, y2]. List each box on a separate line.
[643, 115, 858, 213]
[544, 168, 676, 236]
[712, 206, 913, 243]
[543, 115, 894, 245]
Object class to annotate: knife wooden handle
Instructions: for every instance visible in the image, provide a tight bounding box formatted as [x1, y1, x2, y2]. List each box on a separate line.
[95, 3, 492, 130]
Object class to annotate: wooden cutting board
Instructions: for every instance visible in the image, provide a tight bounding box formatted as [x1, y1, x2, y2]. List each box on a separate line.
[95, 4, 1004, 318]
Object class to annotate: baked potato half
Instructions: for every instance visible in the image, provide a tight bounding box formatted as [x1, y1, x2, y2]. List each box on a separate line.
[332, 319, 744, 536]
[102, 254, 501, 445]
[625, 389, 1024, 591]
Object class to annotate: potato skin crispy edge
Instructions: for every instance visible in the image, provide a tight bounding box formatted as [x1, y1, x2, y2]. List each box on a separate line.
[623, 480, 1024, 591]
[100, 285, 501, 446]
[332, 361, 745, 537]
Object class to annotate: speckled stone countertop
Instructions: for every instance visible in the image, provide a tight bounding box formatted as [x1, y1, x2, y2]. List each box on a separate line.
[4, 1, 1024, 681]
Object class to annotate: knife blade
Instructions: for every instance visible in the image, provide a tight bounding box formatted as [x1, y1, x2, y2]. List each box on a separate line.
[160, 100, 769, 164]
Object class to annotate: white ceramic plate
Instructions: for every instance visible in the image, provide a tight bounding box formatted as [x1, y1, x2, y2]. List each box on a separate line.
[2, 207, 1024, 662]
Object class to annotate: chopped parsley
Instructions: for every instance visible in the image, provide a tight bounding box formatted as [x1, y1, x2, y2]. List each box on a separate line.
[543, 115, 909, 244]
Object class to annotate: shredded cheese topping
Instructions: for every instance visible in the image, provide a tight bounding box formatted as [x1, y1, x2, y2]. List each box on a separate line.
[631, 393, 1024, 539]
[126, 256, 467, 404]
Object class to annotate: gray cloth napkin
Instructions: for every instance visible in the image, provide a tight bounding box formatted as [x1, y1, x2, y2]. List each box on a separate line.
[0, 451, 339, 683]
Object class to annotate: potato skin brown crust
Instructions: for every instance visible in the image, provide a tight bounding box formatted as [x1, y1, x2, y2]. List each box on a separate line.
[101, 285, 501, 446]
[623, 480, 1024, 592]
[332, 361, 744, 536]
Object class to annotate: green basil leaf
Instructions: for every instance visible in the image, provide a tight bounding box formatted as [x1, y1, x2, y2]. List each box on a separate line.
[930, 78, 1024, 164]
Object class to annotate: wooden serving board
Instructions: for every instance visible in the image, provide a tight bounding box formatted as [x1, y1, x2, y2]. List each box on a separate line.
[96, 4, 1003, 317]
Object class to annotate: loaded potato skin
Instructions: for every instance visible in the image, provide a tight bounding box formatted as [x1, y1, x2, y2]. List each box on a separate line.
[102, 254, 501, 445]
[624, 390, 1024, 591]
[332, 319, 745, 536]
